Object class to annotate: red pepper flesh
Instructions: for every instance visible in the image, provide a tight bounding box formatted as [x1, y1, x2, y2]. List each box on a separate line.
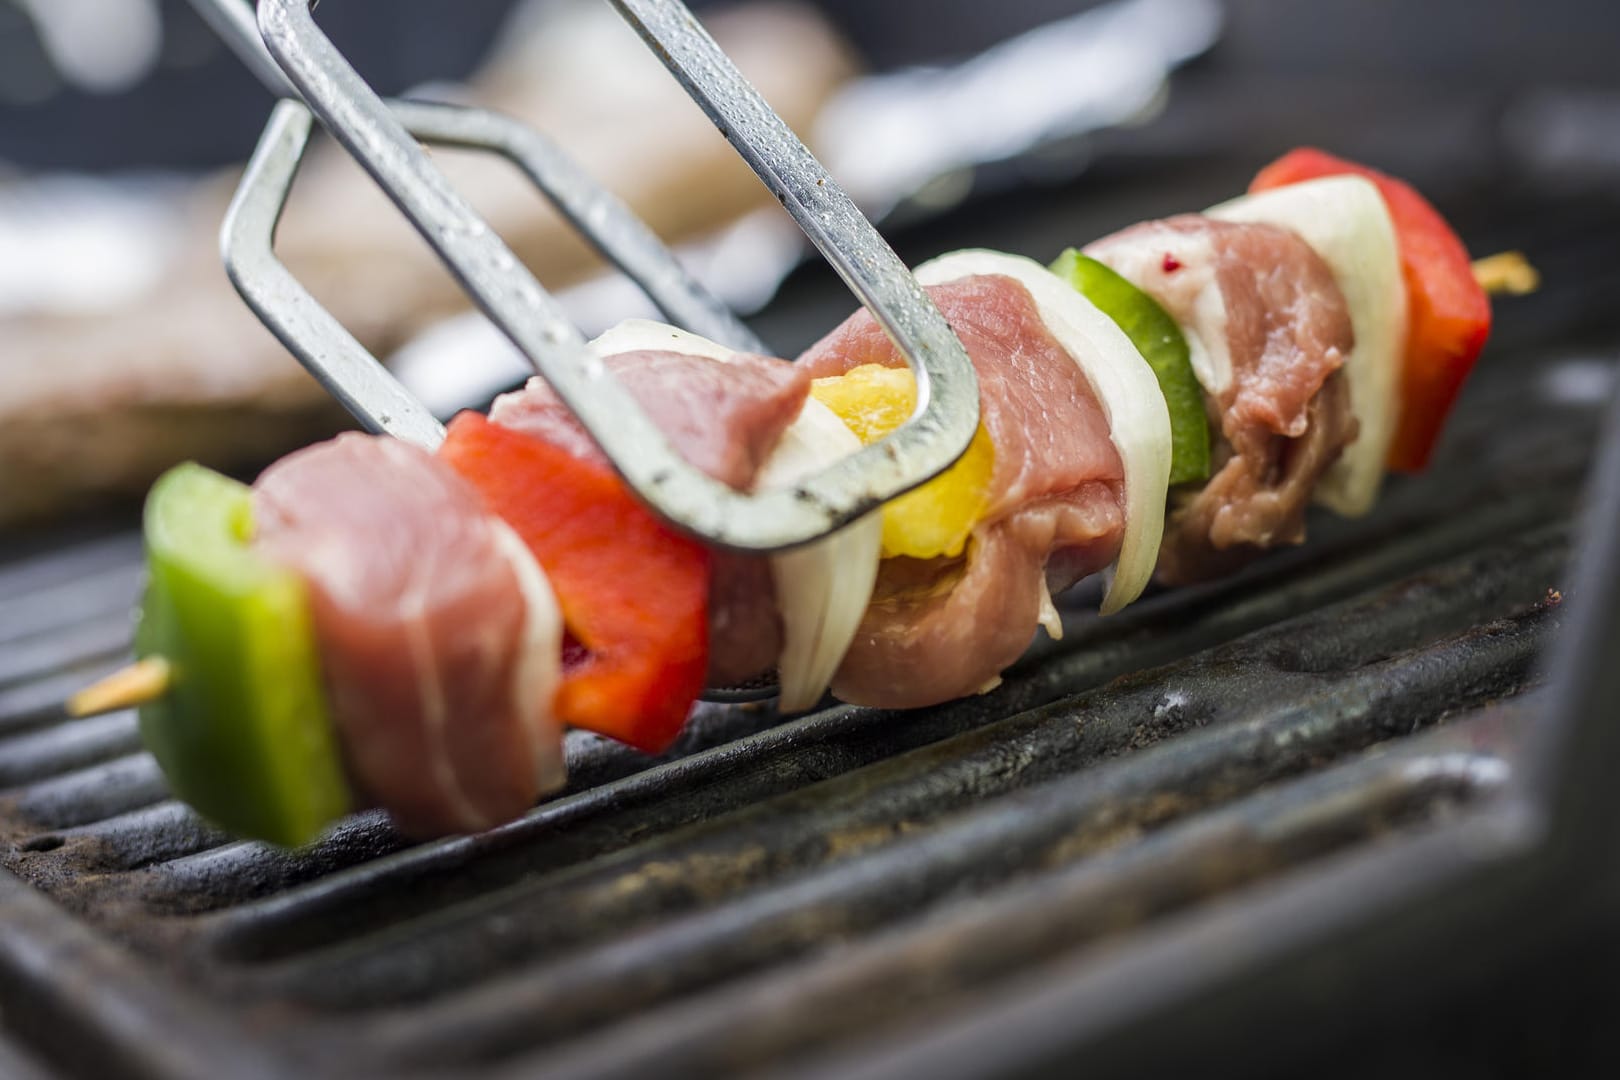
[1250, 147, 1492, 472]
[439, 412, 709, 754]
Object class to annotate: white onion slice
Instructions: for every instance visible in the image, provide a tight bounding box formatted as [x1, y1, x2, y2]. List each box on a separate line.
[912, 250, 1172, 614]
[1207, 175, 1407, 517]
[490, 519, 566, 794]
[755, 399, 882, 711]
[589, 318, 737, 362]
[588, 318, 880, 709]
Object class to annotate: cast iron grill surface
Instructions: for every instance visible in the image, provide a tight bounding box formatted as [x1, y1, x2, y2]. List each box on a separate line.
[3, 167, 1620, 1077]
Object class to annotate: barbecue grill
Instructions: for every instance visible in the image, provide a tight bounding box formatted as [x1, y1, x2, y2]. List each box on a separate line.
[6, 3, 1620, 1077]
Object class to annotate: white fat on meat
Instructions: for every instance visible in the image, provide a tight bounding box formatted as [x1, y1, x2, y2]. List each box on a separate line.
[1207, 175, 1407, 516]
[589, 318, 734, 364]
[252, 433, 565, 839]
[1073, 228, 1236, 400]
[489, 520, 566, 797]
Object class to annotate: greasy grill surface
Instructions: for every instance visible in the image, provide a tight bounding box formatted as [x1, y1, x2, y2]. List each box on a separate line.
[0, 347, 1594, 1077]
[3, 163, 1619, 1075]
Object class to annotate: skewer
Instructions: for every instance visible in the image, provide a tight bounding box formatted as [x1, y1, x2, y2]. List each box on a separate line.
[66, 240, 1542, 723]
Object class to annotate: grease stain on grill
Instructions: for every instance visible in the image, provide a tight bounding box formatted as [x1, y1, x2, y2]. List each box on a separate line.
[610, 849, 774, 905]
[1128, 687, 1215, 750]
[822, 820, 922, 861]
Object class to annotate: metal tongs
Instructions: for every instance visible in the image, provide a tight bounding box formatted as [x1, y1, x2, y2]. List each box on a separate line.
[186, 0, 979, 558]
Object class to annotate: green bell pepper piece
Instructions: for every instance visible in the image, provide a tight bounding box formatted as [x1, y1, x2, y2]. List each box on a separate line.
[136, 464, 350, 847]
[1051, 249, 1212, 485]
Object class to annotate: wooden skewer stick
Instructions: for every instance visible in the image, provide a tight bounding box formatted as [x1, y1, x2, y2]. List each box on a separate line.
[67, 657, 172, 718]
[1474, 251, 1540, 296]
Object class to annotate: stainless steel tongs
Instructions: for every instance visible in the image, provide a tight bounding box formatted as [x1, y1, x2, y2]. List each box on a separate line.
[186, 0, 979, 556]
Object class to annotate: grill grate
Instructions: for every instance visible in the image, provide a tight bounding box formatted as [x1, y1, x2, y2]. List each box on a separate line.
[0, 367, 1591, 1076]
[4, 173, 1620, 1076]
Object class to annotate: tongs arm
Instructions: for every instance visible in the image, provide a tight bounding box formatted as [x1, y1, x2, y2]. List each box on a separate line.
[184, 0, 295, 99]
[201, 0, 980, 554]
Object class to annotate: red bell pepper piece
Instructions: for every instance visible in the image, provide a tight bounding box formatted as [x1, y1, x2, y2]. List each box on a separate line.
[1251, 147, 1492, 472]
[439, 412, 709, 754]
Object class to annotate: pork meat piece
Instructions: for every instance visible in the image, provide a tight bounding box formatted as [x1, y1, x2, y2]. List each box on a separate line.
[254, 433, 563, 838]
[1156, 372, 1356, 583]
[1085, 216, 1358, 582]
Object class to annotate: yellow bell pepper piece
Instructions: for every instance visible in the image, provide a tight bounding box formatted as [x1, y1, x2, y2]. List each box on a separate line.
[810, 364, 994, 560]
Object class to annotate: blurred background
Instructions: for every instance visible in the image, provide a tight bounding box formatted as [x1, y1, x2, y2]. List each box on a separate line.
[5, 1, 1620, 169]
[3, 0, 1620, 532]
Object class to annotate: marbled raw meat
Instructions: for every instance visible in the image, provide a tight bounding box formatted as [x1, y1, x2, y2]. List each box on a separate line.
[254, 433, 563, 837]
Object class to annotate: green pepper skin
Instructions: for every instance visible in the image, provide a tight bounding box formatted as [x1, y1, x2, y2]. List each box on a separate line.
[1051, 249, 1212, 486]
[136, 464, 351, 847]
